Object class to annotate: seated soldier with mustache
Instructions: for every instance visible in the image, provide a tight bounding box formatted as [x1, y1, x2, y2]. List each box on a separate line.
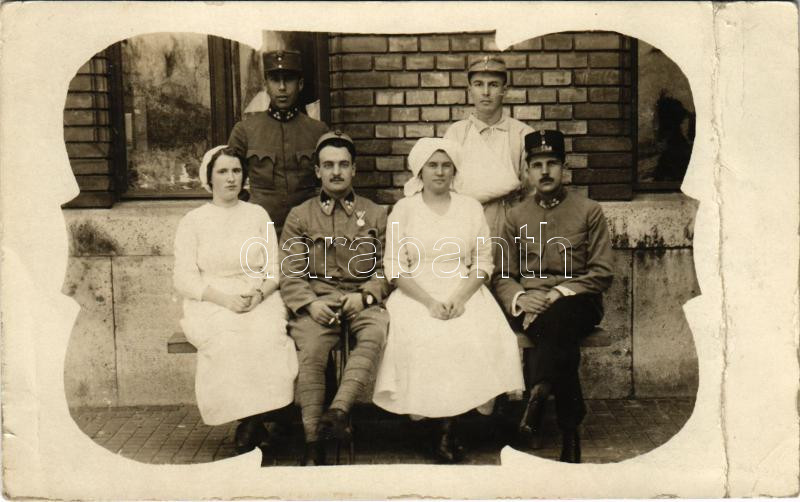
[494, 130, 614, 463]
[279, 131, 390, 466]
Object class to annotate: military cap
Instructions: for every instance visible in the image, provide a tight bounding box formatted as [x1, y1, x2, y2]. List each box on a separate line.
[263, 50, 303, 75]
[467, 55, 508, 79]
[315, 129, 356, 159]
[524, 130, 566, 161]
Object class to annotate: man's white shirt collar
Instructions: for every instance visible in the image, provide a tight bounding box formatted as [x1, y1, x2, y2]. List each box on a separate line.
[469, 113, 509, 133]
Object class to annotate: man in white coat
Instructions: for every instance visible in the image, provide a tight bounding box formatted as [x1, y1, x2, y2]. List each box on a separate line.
[444, 55, 534, 236]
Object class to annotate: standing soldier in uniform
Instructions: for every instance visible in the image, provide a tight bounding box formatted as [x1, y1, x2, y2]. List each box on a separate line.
[444, 55, 534, 236]
[227, 50, 328, 230]
[279, 131, 390, 466]
[494, 130, 614, 463]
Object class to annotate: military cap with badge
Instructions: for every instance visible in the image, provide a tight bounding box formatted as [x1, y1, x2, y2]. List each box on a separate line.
[315, 129, 357, 160]
[467, 55, 508, 81]
[262, 49, 303, 75]
[524, 130, 566, 162]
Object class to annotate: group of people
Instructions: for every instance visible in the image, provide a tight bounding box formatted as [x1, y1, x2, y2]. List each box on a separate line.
[172, 49, 614, 466]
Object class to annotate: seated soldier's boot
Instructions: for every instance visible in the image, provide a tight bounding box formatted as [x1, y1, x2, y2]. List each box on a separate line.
[518, 382, 552, 449]
[559, 429, 581, 463]
[318, 408, 352, 441]
[300, 440, 328, 466]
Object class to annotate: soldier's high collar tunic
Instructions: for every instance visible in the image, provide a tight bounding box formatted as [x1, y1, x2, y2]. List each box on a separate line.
[227, 110, 328, 228]
[278, 188, 390, 315]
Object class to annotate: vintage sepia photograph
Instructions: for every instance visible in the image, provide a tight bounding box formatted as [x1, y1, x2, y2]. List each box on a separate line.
[62, 28, 699, 467]
[2, 1, 798, 499]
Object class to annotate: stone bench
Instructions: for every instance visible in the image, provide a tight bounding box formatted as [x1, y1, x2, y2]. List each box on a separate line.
[167, 326, 609, 464]
[517, 328, 611, 349]
[168, 331, 197, 353]
[168, 328, 611, 354]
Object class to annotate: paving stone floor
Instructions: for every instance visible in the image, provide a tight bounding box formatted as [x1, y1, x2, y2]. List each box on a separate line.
[71, 397, 695, 466]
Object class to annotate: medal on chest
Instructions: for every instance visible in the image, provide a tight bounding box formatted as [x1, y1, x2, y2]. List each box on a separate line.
[355, 210, 366, 227]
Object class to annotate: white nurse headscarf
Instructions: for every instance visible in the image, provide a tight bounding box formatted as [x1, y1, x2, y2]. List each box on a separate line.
[198, 145, 229, 193]
[403, 137, 461, 197]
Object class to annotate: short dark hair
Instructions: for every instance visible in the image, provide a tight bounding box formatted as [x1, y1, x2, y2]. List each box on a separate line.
[314, 137, 357, 165]
[206, 147, 248, 191]
[467, 71, 508, 86]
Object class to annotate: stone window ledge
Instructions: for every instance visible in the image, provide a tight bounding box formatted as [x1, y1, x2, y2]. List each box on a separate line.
[64, 192, 697, 256]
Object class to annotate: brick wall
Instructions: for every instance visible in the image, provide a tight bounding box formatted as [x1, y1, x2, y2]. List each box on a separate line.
[328, 31, 635, 203]
[63, 50, 118, 208]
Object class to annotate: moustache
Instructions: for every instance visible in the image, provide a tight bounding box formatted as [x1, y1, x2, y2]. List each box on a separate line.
[540, 177, 554, 183]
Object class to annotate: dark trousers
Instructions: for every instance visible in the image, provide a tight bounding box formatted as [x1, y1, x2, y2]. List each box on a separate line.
[520, 294, 602, 431]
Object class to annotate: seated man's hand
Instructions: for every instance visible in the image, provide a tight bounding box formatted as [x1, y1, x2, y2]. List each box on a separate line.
[340, 292, 365, 321]
[307, 299, 341, 326]
[544, 288, 563, 305]
[517, 290, 551, 315]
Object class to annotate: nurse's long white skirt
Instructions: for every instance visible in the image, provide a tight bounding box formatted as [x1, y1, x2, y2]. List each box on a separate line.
[180, 292, 298, 426]
[373, 283, 524, 418]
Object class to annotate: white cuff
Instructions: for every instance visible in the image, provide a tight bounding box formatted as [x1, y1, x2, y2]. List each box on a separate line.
[511, 290, 526, 317]
[554, 285, 576, 297]
[262, 277, 280, 291]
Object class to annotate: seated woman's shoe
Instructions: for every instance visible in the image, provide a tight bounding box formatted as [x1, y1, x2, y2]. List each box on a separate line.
[451, 426, 465, 463]
[257, 437, 275, 467]
[559, 429, 581, 463]
[318, 408, 352, 441]
[301, 441, 328, 466]
[492, 394, 519, 444]
[518, 383, 551, 449]
[432, 418, 463, 464]
[235, 418, 267, 454]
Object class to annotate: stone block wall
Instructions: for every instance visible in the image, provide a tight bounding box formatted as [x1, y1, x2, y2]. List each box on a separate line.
[63, 202, 197, 408]
[328, 31, 635, 204]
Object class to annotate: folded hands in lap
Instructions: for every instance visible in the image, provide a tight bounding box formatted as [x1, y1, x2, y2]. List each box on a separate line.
[307, 292, 365, 325]
[425, 296, 467, 321]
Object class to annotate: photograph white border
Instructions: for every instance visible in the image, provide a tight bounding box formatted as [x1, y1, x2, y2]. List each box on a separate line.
[1, 2, 797, 498]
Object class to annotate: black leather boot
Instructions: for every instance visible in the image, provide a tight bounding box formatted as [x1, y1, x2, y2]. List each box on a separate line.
[492, 394, 516, 444]
[450, 417, 465, 462]
[301, 440, 328, 466]
[257, 437, 274, 467]
[432, 418, 463, 463]
[559, 429, 581, 463]
[518, 382, 551, 449]
[318, 408, 352, 441]
[234, 417, 267, 454]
